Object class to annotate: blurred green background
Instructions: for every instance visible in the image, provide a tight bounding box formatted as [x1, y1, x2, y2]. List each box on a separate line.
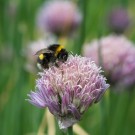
[0, 0, 135, 135]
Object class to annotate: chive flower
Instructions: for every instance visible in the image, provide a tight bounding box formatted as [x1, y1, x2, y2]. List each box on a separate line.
[36, 0, 82, 36]
[83, 35, 135, 88]
[107, 7, 130, 34]
[27, 55, 109, 129]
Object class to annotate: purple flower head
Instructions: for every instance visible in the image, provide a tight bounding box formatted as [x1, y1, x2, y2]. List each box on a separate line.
[83, 35, 135, 88]
[107, 7, 130, 34]
[27, 55, 109, 129]
[37, 0, 82, 36]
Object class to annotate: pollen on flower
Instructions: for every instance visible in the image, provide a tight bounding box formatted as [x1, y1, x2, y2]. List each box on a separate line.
[27, 55, 109, 129]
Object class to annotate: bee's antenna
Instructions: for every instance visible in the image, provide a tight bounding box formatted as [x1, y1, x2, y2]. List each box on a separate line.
[69, 51, 74, 55]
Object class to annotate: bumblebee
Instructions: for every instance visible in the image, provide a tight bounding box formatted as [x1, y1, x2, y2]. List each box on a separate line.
[35, 44, 68, 69]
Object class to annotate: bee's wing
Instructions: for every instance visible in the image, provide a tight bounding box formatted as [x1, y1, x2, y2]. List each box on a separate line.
[35, 49, 54, 55]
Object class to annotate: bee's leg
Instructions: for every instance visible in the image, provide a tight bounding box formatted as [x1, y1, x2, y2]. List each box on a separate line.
[55, 62, 59, 68]
[43, 63, 49, 69]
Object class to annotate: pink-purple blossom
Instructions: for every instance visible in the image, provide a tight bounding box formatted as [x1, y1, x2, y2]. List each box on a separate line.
[83, 35, 135, 88]
[27, 55, 109, 129]
[107, 7, 130, 34]
[36, 0, 82, 36]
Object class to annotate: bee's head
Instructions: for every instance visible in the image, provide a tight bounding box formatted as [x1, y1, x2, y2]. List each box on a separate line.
[58, 49, 68, 61]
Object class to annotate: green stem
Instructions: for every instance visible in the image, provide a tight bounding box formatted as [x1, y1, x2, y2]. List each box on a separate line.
[67, 126, 73, 135]
[74, 0, 88, 55]
[100, 96, 107, 135]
